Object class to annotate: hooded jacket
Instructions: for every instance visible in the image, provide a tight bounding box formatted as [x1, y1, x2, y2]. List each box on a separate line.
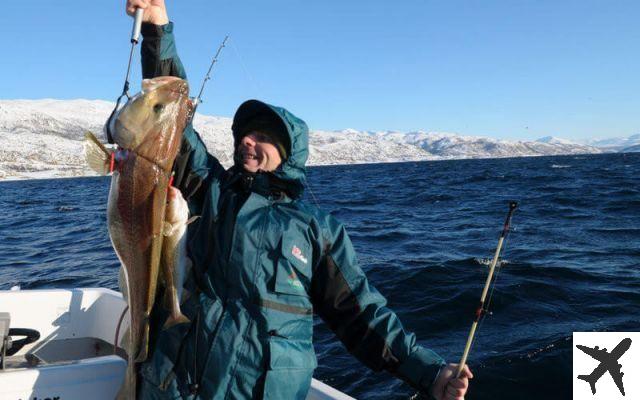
[137, 22, 445, 400]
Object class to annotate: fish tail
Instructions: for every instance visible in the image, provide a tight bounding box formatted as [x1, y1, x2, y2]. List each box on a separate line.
[83, 131, 112, 175]
[116, 362, 137, 399]
[163, 310, 191, 330]
[133, 323, 150, 363]
[162, 288, 191, 330]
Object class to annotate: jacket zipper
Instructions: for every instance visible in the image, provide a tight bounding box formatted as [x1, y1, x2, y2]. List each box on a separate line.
[268, 330, 288, 339]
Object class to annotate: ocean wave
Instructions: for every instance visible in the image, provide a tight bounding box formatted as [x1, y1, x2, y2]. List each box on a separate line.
[2, 153, 639, 400]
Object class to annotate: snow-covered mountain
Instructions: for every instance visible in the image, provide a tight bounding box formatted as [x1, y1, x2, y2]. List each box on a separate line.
[535, 136, 577, 145]
[371, 131, 600, 159]
[585, 134, 640, 151]
[0, 99, 607, 180]
[622, 144, 640, 153]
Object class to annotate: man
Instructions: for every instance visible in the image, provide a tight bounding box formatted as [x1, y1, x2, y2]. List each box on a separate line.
[126, 1, 473, 399]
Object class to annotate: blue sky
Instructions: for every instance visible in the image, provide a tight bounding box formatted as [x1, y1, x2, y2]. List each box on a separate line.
[1, 1, 638, 141]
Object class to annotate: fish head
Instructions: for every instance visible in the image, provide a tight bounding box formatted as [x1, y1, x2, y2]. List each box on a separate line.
[110, 76, 193, 170]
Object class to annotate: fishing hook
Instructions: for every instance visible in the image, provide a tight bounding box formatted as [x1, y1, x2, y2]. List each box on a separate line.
[105, 8, 144, 144]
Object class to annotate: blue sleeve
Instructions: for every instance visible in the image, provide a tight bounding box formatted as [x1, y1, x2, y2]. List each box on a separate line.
[140, 22, 187, 79]
[310, 214, 445, 394]
[140, 22, 226, 213]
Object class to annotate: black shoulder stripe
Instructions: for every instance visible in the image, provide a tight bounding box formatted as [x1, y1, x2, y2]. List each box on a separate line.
[311, 255, 400, 372]
[141, 40, 179, 79]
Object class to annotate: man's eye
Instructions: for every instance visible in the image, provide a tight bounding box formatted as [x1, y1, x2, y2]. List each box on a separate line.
[255, 133, 270, 142]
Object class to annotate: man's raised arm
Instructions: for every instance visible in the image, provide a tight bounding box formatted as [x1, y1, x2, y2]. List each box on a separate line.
[126, 0, 225, 210]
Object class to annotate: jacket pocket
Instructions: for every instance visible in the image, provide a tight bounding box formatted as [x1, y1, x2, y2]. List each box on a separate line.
[274, 235, 312, 297]
[262, 339, 318, 400]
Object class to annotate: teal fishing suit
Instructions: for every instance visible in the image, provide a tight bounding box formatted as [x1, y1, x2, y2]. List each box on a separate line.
[137, 22, 445, 400]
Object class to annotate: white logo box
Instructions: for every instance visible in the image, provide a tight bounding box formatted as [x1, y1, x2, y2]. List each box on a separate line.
[573, 332, 640, 400]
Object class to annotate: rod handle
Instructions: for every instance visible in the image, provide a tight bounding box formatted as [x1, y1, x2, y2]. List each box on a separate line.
[131, 8, 144, 44]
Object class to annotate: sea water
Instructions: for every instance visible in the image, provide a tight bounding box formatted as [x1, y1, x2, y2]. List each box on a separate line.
[1, 153, 639, 399]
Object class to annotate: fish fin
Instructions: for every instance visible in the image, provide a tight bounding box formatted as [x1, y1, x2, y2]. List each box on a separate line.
[133, 321, 150, 363]
[186, 215, 200, 225]
[162, 284, 174, 311]
[163, 312, 190, 330]
[83, 131, 112, 175]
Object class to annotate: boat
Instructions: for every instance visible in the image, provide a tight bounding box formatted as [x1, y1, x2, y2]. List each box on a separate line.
[0, 287, 354, 400]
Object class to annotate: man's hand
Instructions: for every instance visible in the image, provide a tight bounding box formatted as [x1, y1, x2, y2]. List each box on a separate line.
[126, 0, 169, 25]
[430, 363, 473, 400]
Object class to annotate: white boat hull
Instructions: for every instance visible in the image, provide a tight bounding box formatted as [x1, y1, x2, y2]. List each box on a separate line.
[0, 288, 354, 400]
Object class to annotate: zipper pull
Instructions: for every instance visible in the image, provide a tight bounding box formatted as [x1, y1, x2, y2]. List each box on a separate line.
[268, 330, 288, 339]
[242, 174, 254, 192]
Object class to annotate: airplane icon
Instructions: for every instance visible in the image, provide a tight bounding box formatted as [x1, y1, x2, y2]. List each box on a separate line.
[576, 337, 631, 396]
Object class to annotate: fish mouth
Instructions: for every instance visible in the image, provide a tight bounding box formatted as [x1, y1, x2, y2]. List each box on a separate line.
[110, 77, 191, 151]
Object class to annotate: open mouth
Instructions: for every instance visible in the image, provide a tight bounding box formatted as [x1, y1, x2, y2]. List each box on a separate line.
[241, 151, 259, 161]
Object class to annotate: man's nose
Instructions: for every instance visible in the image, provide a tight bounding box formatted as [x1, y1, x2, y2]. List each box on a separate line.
[241, 134, 256, 147]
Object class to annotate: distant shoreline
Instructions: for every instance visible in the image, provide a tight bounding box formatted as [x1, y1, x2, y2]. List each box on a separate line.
[1, 151, 632, 183]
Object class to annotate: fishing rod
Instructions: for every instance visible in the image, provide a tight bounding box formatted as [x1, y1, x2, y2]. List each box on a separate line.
[190, 35, 230, 121]
[455, 201, 518, 378]
[105, 8, 144, 144]
[193, 35, 230, 111]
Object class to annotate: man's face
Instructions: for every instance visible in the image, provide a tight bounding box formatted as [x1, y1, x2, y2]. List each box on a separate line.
[237, 131, 283, 173]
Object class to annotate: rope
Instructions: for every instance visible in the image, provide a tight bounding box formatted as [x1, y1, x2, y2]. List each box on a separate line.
[114, 305, 129, 355]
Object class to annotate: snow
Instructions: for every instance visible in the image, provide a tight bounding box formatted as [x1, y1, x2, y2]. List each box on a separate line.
[585, 134, 640, 150]
[0, 99, 611, 181]
[536, 136, 577, 145]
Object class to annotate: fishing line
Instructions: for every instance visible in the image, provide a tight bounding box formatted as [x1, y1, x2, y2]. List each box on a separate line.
[228, 37, 320, 208]
[463, 228, 513, 366]
[483, 233, 511, 314]
[106, 8, 144, 144]
[229, 39, 265, 99]
[190, 35, 230, 122]
[304, 179, 322, 208]
[229, 35, 324, 214]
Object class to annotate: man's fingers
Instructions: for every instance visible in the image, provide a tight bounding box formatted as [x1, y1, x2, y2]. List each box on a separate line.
[131, 0, 150, 8]
[445, 390, 464, 400]
[445, 392, 464, 400]
[460, 364, 473, 379]
[446, 383, 465, 398]
[126, 0, 149, 16]
[167, 186, 177, 200]
[448, 377, 468, 390]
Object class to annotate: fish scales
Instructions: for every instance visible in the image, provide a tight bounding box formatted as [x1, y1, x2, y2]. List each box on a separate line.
[83, 76, 193, 399]
[109, 154, 169, 362]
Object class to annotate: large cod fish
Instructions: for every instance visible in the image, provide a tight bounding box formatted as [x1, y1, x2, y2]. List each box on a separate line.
[84, 76, 193, 397]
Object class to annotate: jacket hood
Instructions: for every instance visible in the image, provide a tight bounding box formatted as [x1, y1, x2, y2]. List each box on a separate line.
[232, 100, 309, 198]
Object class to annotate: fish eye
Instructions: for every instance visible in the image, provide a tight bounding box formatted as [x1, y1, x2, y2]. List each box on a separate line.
[153, 103, 165, 113]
